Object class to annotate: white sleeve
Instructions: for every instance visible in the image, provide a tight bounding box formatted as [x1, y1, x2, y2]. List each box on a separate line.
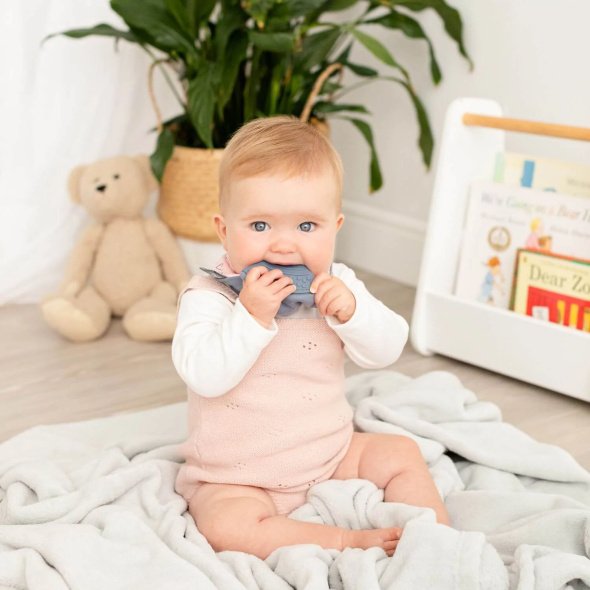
[172, 289, 278, 398]
[325, 263, 409, 368]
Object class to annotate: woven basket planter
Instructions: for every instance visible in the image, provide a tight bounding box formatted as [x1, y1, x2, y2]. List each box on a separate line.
[157, 146, 223, 242]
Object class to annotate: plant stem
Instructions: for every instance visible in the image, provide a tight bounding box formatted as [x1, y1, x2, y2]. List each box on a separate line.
[141, 46, 186, 110]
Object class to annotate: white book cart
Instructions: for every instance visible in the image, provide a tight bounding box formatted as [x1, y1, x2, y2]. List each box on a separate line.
[411, 97, 590, 402]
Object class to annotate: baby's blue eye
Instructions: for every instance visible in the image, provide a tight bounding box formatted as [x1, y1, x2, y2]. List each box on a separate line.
[298, 222, 316, 232]
[251, 221, 269, 232]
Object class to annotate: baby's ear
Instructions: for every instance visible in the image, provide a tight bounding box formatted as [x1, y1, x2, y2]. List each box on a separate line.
[68, 164, 86, 203]
[213, 214, 227, 246]
[134, 154, 159, 193]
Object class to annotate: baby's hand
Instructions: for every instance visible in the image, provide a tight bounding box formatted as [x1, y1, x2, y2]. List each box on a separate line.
[239, 266, 296, 328]
[310, 273, 356, 324]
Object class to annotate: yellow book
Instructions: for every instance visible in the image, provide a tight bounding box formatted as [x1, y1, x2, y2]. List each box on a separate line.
[495, 152, 590, 197]
[511, 249, 590, 331]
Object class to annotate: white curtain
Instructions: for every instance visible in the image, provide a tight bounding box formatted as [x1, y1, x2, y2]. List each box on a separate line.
[0, 1, 180, 304]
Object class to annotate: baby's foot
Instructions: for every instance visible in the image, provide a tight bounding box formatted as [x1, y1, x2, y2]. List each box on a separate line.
[342, 527, 402, 556]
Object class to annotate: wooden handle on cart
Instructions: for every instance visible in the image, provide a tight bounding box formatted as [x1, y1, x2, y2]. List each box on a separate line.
[463, 113, 590, 142]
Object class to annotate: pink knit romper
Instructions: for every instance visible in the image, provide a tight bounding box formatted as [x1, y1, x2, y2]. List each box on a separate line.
[175, 275, 354, 515]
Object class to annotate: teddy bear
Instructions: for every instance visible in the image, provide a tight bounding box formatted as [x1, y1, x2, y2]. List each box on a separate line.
[41, 154, 190, 342]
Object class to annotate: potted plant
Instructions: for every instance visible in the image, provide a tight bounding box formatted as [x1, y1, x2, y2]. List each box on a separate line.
[49, 0, 471, 241]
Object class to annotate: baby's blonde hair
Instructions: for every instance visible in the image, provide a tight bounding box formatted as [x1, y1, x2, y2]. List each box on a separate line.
[218, 116, 343, 211]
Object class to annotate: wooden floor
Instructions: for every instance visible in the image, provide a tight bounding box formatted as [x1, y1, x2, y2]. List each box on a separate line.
[2, 268, 589, 469]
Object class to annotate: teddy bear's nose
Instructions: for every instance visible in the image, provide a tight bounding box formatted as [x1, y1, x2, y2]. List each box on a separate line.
[96, 184, 107, 193]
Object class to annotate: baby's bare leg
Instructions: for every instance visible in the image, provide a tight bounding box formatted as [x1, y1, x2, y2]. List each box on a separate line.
[189, 483, 401, 560]
[332, 433, 451, 526]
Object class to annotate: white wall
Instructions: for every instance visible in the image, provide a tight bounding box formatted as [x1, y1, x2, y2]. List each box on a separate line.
[333, 0, 590, 285]
[0, 1, 179, 304]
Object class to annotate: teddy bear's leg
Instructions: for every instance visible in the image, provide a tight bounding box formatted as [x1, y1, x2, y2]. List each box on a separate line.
[42, 287, 111, 342]
[122, 281, 177, 342]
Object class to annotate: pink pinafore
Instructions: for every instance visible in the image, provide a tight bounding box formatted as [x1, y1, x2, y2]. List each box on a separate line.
[175, 274, 354, 514]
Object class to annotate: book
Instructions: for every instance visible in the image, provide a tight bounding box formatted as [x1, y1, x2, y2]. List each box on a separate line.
[454, 181, 590, 309]
[510, 249, 590, 331]
[494, 152, 590, 197]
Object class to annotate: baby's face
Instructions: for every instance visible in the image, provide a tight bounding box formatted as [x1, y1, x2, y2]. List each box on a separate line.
[214, 171, 344, 277]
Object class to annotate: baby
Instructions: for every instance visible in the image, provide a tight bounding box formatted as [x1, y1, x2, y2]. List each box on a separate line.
[173, 116, 450, 560]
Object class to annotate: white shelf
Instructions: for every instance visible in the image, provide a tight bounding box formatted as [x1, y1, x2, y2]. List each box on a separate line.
[418, 292, 590, 401]
[411, 97, 590, 403]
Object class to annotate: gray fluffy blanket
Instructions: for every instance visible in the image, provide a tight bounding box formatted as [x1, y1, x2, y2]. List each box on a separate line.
[1, 370, 589, 589]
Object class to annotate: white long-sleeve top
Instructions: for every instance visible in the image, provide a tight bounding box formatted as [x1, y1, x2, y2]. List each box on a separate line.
[172, 262, 409, 398]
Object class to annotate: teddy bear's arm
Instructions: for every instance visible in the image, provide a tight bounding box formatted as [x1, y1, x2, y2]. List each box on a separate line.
[143, 218, 190, 293]
[58, 224, 105, 296]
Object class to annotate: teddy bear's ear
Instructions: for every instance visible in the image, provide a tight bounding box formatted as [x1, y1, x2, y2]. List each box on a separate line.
[134, 154, 159, 193]
[68, 164, 86, 203]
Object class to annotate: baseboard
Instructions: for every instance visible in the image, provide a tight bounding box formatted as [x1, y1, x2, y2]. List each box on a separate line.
[336, 200, 427, 287]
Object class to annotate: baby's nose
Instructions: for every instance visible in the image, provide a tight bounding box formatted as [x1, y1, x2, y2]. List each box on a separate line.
[270, 238, 295, 253]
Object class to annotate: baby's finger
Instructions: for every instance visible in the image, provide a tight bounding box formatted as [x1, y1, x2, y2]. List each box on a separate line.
[314, 279, 339, 303]
[315, 283, 340, 314]
[258, 268, 285, 286]
[277, 281, 297, 300]
[270, 276, 294, 295]
[244, 266, 269, 283]
[310, 272, 331, 294]
[324, 293, 346, 317]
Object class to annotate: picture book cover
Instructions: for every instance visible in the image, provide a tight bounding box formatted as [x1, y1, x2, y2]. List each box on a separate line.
[454, 181, 590, 309]
[510, 249, 590, 331]
[494, 152, 590, 197]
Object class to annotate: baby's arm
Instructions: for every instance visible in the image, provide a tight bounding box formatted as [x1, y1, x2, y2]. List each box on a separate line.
[326, 264, 409, 368]
[172, 290, 278, 397]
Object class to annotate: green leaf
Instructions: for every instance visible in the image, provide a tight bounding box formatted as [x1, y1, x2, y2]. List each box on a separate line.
[249, 30, 295, 52]
[351, 28, 409, 81]
[187, 64, 216, 147]
[366, 10, 441, 84]
[218, 31, 248, 113]
[313, 101, 370, 115]
[335, 42, 379, 77]
[296, 27, 340, 70]
[342, 117, 383, 193]
[389, 0, 473, 69]
[344, 61, 378, 77]
[111, 0, 198, 58]
[165, 0, 193, 36]
[190, 0, 217, 33]
[243, 47, 262, 121]
[266, 63, 285, 114]
[318, 80, 343, 95]
[334, 41, 352, 63]
[215, 5, 247, 57]
[402, 81, 433, 167]
[382, 76, 433, 167]
[243, 0, 275, 26]
[43, 23, 138, 45]
[269, 0, 327, 20]
[322, 0, 358, 11]
[150, 127, 175, 181]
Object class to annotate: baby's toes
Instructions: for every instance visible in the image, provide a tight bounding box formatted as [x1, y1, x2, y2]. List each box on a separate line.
[386, 527, 403, 541]
[384, 542, 399, 556]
